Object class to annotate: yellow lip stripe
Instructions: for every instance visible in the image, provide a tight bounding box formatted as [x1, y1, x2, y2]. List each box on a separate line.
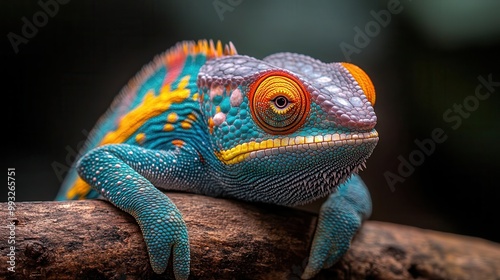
[216, 131, 379, 165]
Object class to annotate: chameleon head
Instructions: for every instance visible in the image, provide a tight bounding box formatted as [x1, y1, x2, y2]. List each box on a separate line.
[197, 53, 378, 206]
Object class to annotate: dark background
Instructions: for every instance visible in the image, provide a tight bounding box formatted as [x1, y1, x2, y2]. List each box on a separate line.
[3, 1, 500, 243]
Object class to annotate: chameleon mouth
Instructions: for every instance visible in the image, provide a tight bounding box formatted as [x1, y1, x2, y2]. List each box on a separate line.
[217, 130, 379, 165]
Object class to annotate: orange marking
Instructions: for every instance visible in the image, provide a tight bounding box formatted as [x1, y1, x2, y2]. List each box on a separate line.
[216, 40, 223, 56]
[181, 121, 192, 129]
[172, 139, 185, 147]
[135, 133, 146, 145]
[341, 62, 376, 105]
[208, 117, 214, 134]
[187, 113, 197, 121]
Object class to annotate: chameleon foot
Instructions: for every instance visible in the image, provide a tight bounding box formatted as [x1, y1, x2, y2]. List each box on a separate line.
[302, 175, 371, 279]
[77, 144, 191, 279]
[137, 198, 190, 279]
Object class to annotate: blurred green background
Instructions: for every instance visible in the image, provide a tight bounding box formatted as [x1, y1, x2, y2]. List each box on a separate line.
[3, 1, 500, 243]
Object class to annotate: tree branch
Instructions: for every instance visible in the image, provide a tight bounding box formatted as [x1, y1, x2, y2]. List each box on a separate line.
[1, 193, 499, 279]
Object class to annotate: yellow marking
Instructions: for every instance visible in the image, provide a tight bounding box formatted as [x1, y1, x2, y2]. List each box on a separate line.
[181, 121, 192, 129]
[192, 93, 199, 101]
[233, 145, 241, 155]
[266, 139, 274, 148]
[216, 131, 379, 165]
[237, 155, 246, 163]
[135, 133, 146, 145]
[66, 178, 91, 200]
[100, 75, 191, 145]
[273, 138, 281, 147]
[248, 141, 256, 151]
[164, 123, 174, 131]
[241, 142, 248, 153]
[216, 106, 221, 113]
[260, 140, 267, 149]
[167, 112, 179, 123]
[177, 75, 190, 90]
[220, 153, 250, 165]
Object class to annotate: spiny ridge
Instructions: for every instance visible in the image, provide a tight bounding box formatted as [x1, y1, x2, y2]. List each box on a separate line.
[110, 40, 237, 117]
[165, 39, 238, 66]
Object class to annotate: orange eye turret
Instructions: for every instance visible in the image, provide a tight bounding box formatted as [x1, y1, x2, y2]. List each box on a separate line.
[249, 71, 310, 135]
[341, 62, 376, 106]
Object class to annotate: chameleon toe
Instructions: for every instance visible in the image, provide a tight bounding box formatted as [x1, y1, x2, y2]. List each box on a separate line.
[172, 241, 191, 280]
[302, 175, 371, 279]
[138, 207, 190, 277]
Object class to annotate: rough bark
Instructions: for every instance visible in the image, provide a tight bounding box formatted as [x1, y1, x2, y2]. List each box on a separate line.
[1, 193, 499, 280]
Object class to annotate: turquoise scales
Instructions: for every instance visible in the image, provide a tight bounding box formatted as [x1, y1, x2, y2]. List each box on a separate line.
[56, 40, 379, 279]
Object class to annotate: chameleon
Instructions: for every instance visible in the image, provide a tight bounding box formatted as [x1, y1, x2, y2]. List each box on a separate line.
[56, 39, 378, 279]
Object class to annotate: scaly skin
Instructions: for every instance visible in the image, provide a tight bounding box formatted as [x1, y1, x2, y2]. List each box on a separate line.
[56, 40, 379, 279]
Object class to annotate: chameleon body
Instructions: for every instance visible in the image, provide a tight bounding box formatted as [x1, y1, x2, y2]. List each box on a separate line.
[56, 40, 378, 279]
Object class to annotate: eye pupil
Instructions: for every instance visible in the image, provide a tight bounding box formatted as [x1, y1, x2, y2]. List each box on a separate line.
[274, 96, 288, 109]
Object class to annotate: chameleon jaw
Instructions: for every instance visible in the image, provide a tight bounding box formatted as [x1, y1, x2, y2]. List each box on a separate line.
[216, 130, 379, 165]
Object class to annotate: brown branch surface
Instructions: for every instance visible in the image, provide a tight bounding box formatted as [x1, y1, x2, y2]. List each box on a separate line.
[1, 193, 499, 280]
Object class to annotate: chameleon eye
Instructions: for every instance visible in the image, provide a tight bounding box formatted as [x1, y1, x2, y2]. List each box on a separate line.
[249, 71, 310, 135]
